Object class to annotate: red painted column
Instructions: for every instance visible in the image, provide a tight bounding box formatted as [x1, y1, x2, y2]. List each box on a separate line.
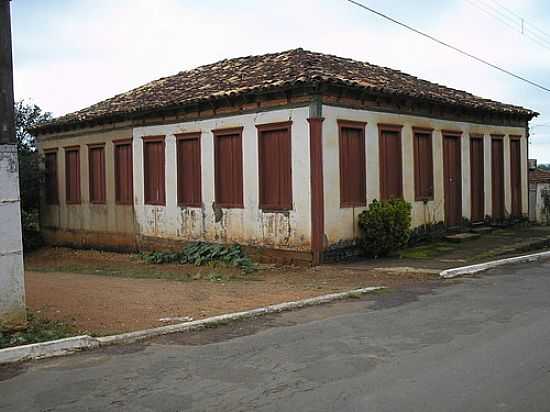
[308, 117, 325, 266]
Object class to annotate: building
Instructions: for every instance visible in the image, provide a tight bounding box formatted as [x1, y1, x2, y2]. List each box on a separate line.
[31, 49, 538, 265]
[528, 161, 550, 224]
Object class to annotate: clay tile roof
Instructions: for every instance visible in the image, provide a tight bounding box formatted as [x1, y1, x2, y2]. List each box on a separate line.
[529, 168, 550, 184]
[33, 48, 538, 132]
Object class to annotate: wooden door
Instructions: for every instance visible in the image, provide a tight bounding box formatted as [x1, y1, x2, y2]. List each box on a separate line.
[510, 138, 522, 218]
[470, 137, 484, 223]
[491, 138, 505, 221]
[443, 136, 462, 227]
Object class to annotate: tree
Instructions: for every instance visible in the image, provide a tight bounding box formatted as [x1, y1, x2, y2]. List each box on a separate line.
[539, 164, 550, 171]
[14, 100, 52, 250]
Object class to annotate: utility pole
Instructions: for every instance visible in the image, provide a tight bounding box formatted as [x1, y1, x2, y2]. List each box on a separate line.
[0, 0, 26, 328]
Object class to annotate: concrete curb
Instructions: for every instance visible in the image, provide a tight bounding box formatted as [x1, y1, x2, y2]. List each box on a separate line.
[0, 286, 384, 365]
[440, 250, 550, 279]
[0, 335, 99, 365]
[97, 286, 385, 346]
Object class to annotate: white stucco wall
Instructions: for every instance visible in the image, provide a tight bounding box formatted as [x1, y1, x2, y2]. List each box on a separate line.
[0, 144, 26, 326]
[321, 105, 527, 247]
[132, 107, 312, 251]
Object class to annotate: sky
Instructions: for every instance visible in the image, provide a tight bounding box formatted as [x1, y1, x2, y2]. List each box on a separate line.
[10, 0, 550, 161]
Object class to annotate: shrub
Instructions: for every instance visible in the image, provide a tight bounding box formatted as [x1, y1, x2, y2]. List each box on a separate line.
[358, 199, 412, 258]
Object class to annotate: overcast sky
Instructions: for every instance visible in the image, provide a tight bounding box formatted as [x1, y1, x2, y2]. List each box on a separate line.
[10, 0, 550, 161]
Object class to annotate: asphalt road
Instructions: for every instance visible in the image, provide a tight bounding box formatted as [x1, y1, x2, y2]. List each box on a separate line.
[2, 261, 550, 411]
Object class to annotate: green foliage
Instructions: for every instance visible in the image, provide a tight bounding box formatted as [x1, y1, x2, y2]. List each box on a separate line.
[140, 242, 256, 274]
[15, 101, 52, 211]
[21, 209, 43, 251]
[357, 199, 412, 258]
[13, 101, 52, 250]
[0, 312, 74, 349]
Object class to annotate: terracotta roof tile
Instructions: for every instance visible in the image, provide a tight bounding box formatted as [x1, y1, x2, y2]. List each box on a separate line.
[35, 48, 538, 131]
[529, 168, 550, 184]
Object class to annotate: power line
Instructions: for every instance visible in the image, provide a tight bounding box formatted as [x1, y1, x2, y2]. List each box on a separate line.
[486, 0, 550, 41]
[343, 0, 550, 93]
[464, 0, 550, 52]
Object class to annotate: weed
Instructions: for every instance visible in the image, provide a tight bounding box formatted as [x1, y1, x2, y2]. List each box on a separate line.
[0, 312, 75, 349]
[140, 242, 257, 274]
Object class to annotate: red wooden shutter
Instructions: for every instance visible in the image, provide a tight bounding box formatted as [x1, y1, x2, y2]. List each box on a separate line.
[413, 130, 434, 200]
[88, 145, 106, 203]
[114, 141, 133, 205]
[491, 137, 505, 220]
[177, 133, 202, 207]
[258, 122, 292, 210]
[379, 125, 403, 200]
[65, 147, 81, 204]
[214, 128, 243, 208]
[143, 137, 166, 205]
[470, 136, 485, 223]
[338, 121, 366, 207]
[510, 138, 522, 217]
[45, 151, 58, 205]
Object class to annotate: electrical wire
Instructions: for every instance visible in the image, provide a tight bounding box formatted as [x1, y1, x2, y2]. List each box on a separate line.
[343, 0, 550, 93]
[464, 0, 550, 52]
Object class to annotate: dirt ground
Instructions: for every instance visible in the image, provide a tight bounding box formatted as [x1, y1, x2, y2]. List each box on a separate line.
[24, 247, 435, 335]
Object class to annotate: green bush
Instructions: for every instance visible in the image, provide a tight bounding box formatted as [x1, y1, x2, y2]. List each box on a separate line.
[358, 199, 412, 258]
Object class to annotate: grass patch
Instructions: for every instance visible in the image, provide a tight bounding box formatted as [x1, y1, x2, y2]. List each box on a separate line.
[400, 242, 455, 259]
[25, 262, 195, 282]
[0, 312, 76, 350]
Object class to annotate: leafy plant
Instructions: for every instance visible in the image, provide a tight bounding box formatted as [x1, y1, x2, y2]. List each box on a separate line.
[358, 199, 412, 258]
[140, 242, 256, 274]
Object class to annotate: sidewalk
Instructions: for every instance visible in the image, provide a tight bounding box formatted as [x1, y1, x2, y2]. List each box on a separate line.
[339, 225, 550, 272]
[24, 247, 433, 336]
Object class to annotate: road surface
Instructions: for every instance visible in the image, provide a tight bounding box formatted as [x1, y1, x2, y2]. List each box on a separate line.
[2, 261, 550, 411]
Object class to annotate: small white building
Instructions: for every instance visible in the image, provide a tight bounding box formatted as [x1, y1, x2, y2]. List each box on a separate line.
[31, 49, 538, 265]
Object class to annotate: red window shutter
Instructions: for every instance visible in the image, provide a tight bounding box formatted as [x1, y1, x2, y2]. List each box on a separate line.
[143, 138, 166, 205]
[413, 132, 434, 200]
[258, 123, 292, 210]
[114, 142, 134, 205]
[65, 148, 81, 204]
[379, 126, 403, 200]
[338, 122, 366, 207]
[214, 128, 243, 208]
[89, 145, 106, 203]
[45, 151, 58, 205]
[177, 134, 202, 207]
